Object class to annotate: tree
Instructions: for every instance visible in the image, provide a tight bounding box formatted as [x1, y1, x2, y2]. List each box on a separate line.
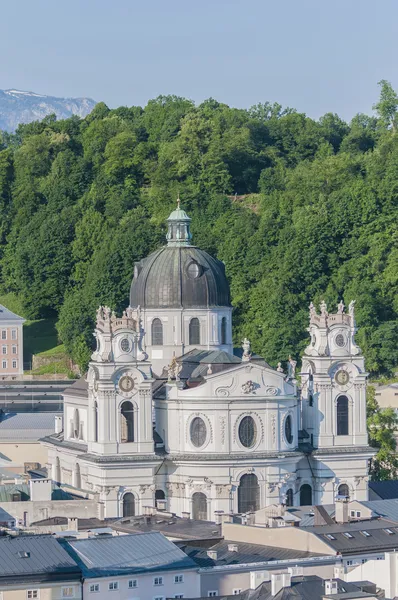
[367, 385, 398, 480]
[373, 80, 398, 130]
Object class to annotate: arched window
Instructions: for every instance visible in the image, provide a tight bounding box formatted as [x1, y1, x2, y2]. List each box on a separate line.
[286, 488, 294, 507]
[93, 401, 98, 443]
[189, 318, 200, 345]
[120, 401, 134, 443]
[73, 409, 80, 439]
[337, 396, 349, 436]
[74, 463, 81, 489]
[300, 484, 312, 506]
[192, 492, 207, 520]
[238, 474, 260, 513]
[221, 317, 227, 345]
[123, 492, 135, 517]
[151, 318, 163, 345]
[338, 483, 350, 499]
[155, 489, 165, 508]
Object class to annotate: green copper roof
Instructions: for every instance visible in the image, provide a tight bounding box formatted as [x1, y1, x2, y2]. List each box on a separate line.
[167, 207, 191, 222]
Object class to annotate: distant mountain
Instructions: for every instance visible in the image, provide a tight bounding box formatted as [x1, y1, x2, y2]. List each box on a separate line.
[0, 89, 97, 132]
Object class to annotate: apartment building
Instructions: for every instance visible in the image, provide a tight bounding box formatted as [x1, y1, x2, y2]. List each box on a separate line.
[0, 535, 81, 600]
[0, 305, 25, 379]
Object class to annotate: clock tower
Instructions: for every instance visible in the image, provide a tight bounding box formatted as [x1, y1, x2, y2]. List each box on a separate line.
[299, 300, 373, 503]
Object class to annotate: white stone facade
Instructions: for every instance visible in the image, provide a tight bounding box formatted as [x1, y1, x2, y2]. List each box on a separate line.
[43, 209, 374, 520]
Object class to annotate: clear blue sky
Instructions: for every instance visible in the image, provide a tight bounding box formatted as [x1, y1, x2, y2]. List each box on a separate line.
[1, 0, 397, 120]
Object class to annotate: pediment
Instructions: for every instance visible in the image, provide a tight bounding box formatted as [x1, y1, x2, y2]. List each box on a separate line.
[190, 362, 296, 399]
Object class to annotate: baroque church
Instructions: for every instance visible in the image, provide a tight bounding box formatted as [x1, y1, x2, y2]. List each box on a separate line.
[43, 203, 373, 520]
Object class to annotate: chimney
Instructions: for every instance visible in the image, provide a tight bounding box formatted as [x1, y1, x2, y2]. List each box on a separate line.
[68, 517, 78, 530]
[325, 580, 338, 595]
[29, 478, 52, 502]
[181, 511, 190, 520]
[335, 497, 349, 524]
[214, 510, 224, 525]
[54, 415, 63, 434]
[271, 573, 291, 596]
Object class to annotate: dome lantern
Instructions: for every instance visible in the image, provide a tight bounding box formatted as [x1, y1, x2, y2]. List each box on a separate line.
[166, 198, 192, 247]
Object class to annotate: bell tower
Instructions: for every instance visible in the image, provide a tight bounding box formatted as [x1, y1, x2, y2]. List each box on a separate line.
[87, 306, 154, 456]
[301, 300, 368, 448]
[300, 300, 373, 503]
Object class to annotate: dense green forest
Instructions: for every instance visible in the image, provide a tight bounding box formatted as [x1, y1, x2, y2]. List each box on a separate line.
[0, 81, 397, 376]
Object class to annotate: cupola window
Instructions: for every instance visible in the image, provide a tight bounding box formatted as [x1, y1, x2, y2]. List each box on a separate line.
[221, 317, 227, 345]
[189, 318, 200, 345]
[151, 319, 163, 346]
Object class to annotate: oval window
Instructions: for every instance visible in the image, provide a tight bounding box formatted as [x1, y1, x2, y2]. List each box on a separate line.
[285, 414, 293, 444]
[120, 338, 130, 353]
[335, 333, 346, 347]
[190, 417, 207, 447]
[238, 416, 257, 448]
[187, 262, 201, 279]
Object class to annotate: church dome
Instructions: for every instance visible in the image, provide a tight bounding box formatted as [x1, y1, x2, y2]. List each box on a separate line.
[130, 202, 231, 309]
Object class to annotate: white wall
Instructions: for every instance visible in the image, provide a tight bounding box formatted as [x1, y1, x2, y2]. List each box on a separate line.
[84, 569, 200, 600]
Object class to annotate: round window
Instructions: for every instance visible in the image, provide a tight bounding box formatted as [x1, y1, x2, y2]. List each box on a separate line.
[238, 416, 257, 448]
[190, 417, 207, 447]
[187, 262, 201, 279]
[120, 338, 130, 353]
[335, 333, 346, 347]
[285, 414, 293, 444]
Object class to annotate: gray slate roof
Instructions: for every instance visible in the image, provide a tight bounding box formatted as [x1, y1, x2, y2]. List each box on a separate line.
[130, 246, 231, 309]
[0, 305, 25, 322]
[113, 514, 222, 540]
[368, 480, 398, 500]
[236, 576, 375, 600]
[0, 535, 79, 581]
[65, 531, 196, 577]
[179, 539, 324, 568]
[0, 412, 56, 441]
[361, 498, 398, 521]
[302, 516, 398, 554]
[64, 376, 88, 398]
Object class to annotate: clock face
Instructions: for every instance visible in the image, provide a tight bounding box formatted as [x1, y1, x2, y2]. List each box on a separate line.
[119, 375, 134, 393]
[335, 370, 349, 385]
